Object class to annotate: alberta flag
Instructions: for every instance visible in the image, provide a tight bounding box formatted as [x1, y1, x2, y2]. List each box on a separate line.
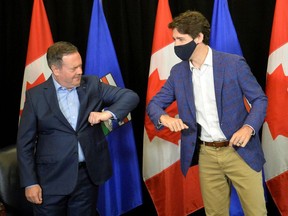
[210, 0, 268, 215]
[85, 0, 143, 215]
[210, 0, 244, 215]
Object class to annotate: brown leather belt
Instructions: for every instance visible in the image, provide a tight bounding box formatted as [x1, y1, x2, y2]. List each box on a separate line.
[201, 140, 229, 148]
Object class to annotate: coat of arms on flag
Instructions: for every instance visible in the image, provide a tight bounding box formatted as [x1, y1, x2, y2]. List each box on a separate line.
[100, 73, 131, 135]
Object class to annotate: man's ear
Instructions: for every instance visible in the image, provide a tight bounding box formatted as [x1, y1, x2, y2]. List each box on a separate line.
[51, 65, 59, 75]
[195, 33, 204, 44]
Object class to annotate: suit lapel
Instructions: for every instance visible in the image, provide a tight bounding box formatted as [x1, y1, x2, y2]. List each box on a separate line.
[212, 50, 224, 122]
[43, 77, 72, 129]
[76, 79, 89, 130]
[182, 63, 196, 119]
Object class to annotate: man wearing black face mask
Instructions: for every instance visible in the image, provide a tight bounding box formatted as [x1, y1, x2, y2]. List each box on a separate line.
[146, 10, 268, 216]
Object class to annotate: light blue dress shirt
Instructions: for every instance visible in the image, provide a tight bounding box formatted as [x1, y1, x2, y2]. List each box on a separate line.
[53, 77, 85, 162]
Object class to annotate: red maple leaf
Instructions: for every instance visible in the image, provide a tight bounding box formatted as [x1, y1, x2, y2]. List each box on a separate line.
[144, 69, 180, 145]
[265, 64, 288, 139]
[26, 73, 46, 90]
[19, 73, 46, 116]
[145, 68, 167, 104]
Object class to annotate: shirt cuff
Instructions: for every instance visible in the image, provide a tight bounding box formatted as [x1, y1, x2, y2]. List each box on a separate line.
[104, 110, 117, 120]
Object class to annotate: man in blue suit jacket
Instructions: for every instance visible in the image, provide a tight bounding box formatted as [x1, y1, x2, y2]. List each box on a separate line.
[17, 41, 139, 216]
[147, 11, 267, 216]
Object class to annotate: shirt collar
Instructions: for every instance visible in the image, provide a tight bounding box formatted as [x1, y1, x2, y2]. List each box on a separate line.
[189, 46, 213, 70]
[52, 75, 76, 91]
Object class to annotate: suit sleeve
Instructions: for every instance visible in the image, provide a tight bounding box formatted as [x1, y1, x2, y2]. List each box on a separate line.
[99, 82, 140, 121]
[17, 90, 38, 187]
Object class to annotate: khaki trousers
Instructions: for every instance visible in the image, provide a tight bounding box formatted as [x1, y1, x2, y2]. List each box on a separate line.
[199, 145, 267, 216]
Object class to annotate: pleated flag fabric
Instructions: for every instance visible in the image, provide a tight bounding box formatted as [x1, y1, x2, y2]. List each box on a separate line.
[19, 0, 53, 118]
[85, 0, 143, 215]
[262, 0, 288, 214]
[210, 1, 269, 215]
[143, 0, 204, 215]
[210, 1, 244, 215]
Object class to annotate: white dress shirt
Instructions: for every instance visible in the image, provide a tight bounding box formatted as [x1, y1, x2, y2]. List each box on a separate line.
[190, 47, 227, 142]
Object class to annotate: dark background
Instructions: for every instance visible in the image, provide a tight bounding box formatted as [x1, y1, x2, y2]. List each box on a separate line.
[0, 0, 280, 215]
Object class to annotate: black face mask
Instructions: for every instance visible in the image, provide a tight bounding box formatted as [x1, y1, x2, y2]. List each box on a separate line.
[174, 40, 197, 61]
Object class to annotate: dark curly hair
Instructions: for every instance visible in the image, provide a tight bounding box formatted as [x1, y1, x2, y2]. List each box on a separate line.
[168, 10, 210, 45]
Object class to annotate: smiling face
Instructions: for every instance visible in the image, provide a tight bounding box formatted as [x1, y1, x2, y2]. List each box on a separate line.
[51, 52, 83, 89]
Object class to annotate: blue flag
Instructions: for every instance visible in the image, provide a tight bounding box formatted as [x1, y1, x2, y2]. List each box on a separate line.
[85, 0, 143, 215]
[210, 0, 268, 215]
[210, 0, 244, 215]
[210, 0, 242, 56]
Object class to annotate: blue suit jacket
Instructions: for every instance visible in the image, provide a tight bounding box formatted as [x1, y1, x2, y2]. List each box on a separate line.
[17, 75, 139, 195]
[147, 49, 267, 176]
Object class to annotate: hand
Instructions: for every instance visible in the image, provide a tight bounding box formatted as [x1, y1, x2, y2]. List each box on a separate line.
[25, 185, 42, 204]
[88, 111, 113, 126]
[160, 115, 189, 132]
[229, 125, 253, 147]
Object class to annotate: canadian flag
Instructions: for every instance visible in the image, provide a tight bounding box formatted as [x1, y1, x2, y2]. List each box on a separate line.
[262, 0, 288, 215]
[19, 0, 53, 117]
[142, 0, 203, 215]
